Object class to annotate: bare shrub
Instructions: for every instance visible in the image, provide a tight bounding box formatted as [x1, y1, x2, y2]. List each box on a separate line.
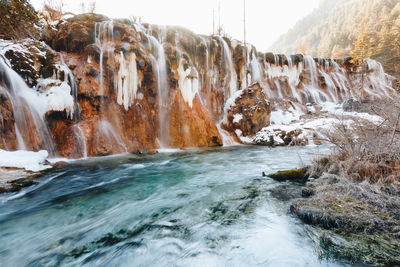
[43, 0, 65, 22]
[316, 95, 400, 184]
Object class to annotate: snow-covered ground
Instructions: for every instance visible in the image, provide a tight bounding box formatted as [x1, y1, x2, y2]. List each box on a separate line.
[0, 149, 51, 172]
[236, 102, 383, 146]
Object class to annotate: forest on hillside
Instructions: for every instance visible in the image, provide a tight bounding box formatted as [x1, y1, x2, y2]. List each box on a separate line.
[270, 0, 400, 77]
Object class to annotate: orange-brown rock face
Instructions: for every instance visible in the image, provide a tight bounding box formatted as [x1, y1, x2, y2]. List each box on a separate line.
[0, 91, 17, 150]
[223, 83, 271, 137]
[169, 93, 222, 148]
[39, 16, 224, 157]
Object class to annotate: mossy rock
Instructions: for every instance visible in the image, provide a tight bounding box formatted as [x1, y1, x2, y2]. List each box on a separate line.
[319, 233, 400, 266]
[267, 167, 309, 182]
[8, 178, 36, 191]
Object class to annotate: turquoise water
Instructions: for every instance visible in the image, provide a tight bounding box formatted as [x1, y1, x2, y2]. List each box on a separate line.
[0, 145, 345, 266]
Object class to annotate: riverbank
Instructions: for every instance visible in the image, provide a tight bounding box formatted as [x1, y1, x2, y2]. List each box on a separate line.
[269, 97, 400, 265]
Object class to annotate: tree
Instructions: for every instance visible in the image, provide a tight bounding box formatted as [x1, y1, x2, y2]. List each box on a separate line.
[374, 17, 400, 77]
[350, 19, 380, 92]
[88, 1, 96, 14]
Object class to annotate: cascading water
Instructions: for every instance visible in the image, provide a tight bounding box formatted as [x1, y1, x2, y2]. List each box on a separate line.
[218, 37, 238, 98]
[94, 21, 129, 152]
[250, 50, 263, 84]
[0, 56, 56, 154]
[73, 124, 87, 158]
[365, 59, 395, 97]
[285, 55, 302, 101]
[144, 26, 171, 147]
[303, 55, 325, 102]
[98, 120, 127, 152]
[95, 21, 114, 97]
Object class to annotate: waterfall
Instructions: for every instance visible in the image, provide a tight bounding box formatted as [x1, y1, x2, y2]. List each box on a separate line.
[94, 21, 114, 96]
[1, 18, 396, 156]
[217, 122, 239, 146]
[365, 59, 395, 97]
[94, 21, 128, 151]
[218, 37, 237, 98]
[250, 50, 263, 84]
[200, 37, 210, 90]
[0, 56, 56, 155]
[73, 125, 87, 158]
[303, 56, 323, 102]
[98, 120, 127, 152]
[146, 29, 170, 147]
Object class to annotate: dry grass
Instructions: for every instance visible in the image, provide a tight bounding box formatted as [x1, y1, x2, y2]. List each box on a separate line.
[292, 94, 400, 265]
[313, 96, 400, 184]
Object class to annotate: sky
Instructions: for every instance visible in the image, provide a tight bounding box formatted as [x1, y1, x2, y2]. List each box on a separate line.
[30, 0, 321, 52]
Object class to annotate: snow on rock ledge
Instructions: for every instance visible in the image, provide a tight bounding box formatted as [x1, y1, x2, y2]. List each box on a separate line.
[0, 149, 51, 172]
[250, 101, 385, 147]
[254, 125, 307, 146]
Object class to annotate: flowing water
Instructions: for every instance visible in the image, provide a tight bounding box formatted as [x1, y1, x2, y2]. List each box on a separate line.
[0, 145, 349, 266]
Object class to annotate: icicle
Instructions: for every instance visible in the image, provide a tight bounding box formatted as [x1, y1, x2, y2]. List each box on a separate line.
[178, 59, 199, 108]
[115, 51, 138, 110]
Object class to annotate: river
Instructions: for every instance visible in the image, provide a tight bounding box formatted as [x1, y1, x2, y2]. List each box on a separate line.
[0, 145, 348, 266]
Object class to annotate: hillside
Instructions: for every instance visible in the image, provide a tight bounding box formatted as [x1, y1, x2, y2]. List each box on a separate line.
[269, 0, 400, 77]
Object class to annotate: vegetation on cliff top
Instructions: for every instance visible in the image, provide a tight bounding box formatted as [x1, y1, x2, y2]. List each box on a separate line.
[0, 0, 40, 39]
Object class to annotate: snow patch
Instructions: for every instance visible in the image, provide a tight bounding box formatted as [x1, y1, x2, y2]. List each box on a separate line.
[0, 149, 51, 172]
[270, 106, 302, 125]
[222, 89, 246, 124]
[34, 79, 75, 118]
[234, 129, 253, 144]
[321, 102, 383, 124]
[233, 113, 243, 124]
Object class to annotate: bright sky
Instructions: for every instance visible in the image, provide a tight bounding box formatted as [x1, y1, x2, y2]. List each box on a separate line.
[30, 0, 320, 52]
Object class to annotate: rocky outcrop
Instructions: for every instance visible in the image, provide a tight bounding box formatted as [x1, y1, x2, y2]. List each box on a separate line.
[253, 127, 306, 146]
[223, 83, 271, 139]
